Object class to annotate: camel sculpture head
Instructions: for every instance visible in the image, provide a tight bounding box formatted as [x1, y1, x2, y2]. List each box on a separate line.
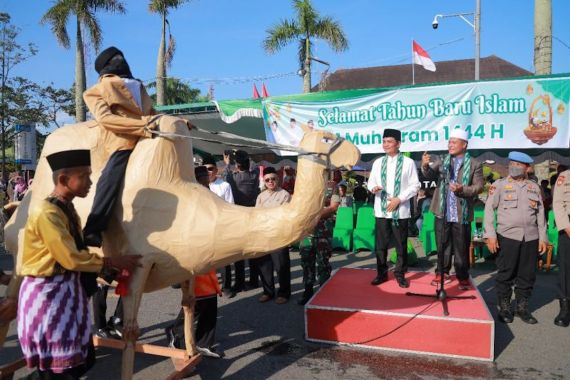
[296, 130, 359, 171]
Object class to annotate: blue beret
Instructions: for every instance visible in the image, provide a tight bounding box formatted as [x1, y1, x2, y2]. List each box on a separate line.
[508, 151, 533, 164]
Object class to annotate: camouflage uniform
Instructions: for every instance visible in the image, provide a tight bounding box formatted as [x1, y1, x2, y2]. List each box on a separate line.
[299, 192, 339, 301]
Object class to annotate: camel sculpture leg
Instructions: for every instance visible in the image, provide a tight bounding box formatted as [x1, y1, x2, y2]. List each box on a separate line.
[120, 262, 152, 380]
[180, 278, 197, 357]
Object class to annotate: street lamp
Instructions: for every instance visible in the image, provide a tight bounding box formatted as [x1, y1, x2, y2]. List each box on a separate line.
[432, 0, 481, 80]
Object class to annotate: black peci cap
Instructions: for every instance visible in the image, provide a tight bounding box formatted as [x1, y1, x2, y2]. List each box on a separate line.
[46, 150, 91, 171]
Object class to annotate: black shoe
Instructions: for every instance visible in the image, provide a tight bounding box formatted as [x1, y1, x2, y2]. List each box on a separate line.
[95, 328, 115, 339]
[164, 327, 183, 349]
[515, 298, 538, 324]
[297, 290, 314, 305]
[84, 232, 102, 248]
[197, 346, 223, 359]
[371, 274, 388, 286]
[396, 276, 409, 288]
[554, 299, 570, 327]
[223, 288, 237, 299]
[231, 285, 244, 294]
[498, 298, 514, 324]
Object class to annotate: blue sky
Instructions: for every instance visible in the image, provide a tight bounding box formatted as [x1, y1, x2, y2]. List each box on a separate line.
[2, 0, 570, 102]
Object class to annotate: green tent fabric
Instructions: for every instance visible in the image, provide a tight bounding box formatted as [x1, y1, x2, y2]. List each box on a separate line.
[332, 207, 354, 252]
[352, 206, 375, 251]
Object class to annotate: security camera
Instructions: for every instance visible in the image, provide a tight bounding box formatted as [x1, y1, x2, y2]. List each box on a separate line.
[432, 15, 441, 29]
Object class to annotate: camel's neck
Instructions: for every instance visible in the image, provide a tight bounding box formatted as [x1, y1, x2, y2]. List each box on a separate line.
[289, 157, 327, 209]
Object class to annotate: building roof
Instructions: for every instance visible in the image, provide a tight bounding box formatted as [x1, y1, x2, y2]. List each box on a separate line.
[314, 55, 533, 91]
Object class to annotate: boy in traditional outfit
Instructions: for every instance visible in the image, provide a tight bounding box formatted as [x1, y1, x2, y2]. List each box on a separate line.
[17, 149, 141, 379]
[82, 46, 157, 248]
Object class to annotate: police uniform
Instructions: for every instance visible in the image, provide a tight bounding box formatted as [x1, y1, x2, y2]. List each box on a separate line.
[484, 151, 547, 324]
[552, 170, 570, 327]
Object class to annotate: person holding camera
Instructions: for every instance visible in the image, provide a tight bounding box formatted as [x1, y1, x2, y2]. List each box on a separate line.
[223, 150, 260, 293]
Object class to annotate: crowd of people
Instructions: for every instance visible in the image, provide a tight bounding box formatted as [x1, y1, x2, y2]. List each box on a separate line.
[0, 45, 568, 379]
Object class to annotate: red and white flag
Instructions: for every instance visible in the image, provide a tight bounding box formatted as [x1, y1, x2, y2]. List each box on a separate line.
[412, 40, 436, 72]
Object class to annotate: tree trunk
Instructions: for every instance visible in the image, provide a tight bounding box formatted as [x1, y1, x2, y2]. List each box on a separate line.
[534, 0, 552, 75]
[303, 37, 311, 93]
[156, 13, 166, 106]
[75, 17, 86, 122]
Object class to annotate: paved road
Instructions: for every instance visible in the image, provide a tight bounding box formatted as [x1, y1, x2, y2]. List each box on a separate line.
[1, 243, 569, 379]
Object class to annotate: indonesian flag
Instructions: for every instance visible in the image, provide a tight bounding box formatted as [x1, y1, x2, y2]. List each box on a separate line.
[413, 40, 436, 72]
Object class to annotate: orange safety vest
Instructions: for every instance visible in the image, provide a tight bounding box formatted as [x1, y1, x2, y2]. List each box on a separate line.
[194, 271, 221, 298]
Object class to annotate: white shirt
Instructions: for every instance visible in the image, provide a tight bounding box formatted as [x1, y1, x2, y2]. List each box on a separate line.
[209, 178, 234, 203]
[122, 78, 142, 110]
[368, 154, 420, 219]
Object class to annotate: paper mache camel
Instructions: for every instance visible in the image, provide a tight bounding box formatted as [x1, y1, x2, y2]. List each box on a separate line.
[0, 115, 360, 379]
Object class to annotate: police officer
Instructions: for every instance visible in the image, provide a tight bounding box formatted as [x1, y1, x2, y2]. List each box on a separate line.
[484, 151, 547, 324]
[552, 169, 570, 327]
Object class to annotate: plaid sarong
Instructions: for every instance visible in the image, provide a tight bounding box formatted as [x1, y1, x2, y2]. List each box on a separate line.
[17, 272, 92, 373]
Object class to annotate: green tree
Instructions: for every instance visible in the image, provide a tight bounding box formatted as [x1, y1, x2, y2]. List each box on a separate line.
[149, 0, 189, 106]
[41, 85, 74, 128]
[0, 13, 37, 179]
[146, 77, 208, 105]
[263, 0, 348, 93]
[41, 0, 126, 123]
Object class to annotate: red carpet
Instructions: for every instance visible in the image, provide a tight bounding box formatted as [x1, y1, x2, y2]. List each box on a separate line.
[305, 268, 494, 361]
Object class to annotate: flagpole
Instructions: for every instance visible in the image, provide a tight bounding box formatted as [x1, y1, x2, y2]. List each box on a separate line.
[412, 39, 415, 85]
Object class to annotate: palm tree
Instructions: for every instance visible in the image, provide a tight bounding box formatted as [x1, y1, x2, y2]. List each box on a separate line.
[41, 0, 125, 122]
[149, 0, 188, 106]
[264, 0, 348, 93]
[146, 77, 208, 105]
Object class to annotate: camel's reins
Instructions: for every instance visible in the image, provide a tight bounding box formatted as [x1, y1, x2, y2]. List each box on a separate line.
[145, 123, 345, 167]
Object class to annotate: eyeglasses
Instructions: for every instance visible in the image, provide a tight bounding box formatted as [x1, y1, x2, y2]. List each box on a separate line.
[264, 177, 277, 183]
[206, 166, 216, 172]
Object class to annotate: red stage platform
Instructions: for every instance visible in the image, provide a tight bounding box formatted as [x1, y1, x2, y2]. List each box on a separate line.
[305, 268, 494, 361]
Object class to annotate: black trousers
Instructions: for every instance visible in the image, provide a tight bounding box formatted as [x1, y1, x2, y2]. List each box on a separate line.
[171, 296, 218, 349]
[83, 149, 132, 236]
[495, 235, 538, 300]
[558, 231, 570, 299]
[257, 247, 291, 298]
[435, 219, 471, 280]
[374, 218, 409, 277]
[222, 261, 245, 291]
[92, 284, 123, 329]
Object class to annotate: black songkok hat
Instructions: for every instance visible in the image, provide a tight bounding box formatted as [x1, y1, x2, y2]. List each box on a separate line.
[202, 156, 216, 166]
[194, 165, 209, 179]
[264, 166, 276, 175]
[383, 128, 401, 142]
[47, 150, 91, 171]
[95, 46, 122, 74]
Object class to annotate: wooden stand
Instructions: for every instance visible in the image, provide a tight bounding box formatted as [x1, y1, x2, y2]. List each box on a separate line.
[92, 335, 201, 379]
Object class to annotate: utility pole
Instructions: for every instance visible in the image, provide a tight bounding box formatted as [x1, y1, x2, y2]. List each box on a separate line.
[534, 0, 552, 75]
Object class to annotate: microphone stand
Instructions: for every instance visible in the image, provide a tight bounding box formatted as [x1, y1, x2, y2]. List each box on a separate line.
[406, 158, 475, 316]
